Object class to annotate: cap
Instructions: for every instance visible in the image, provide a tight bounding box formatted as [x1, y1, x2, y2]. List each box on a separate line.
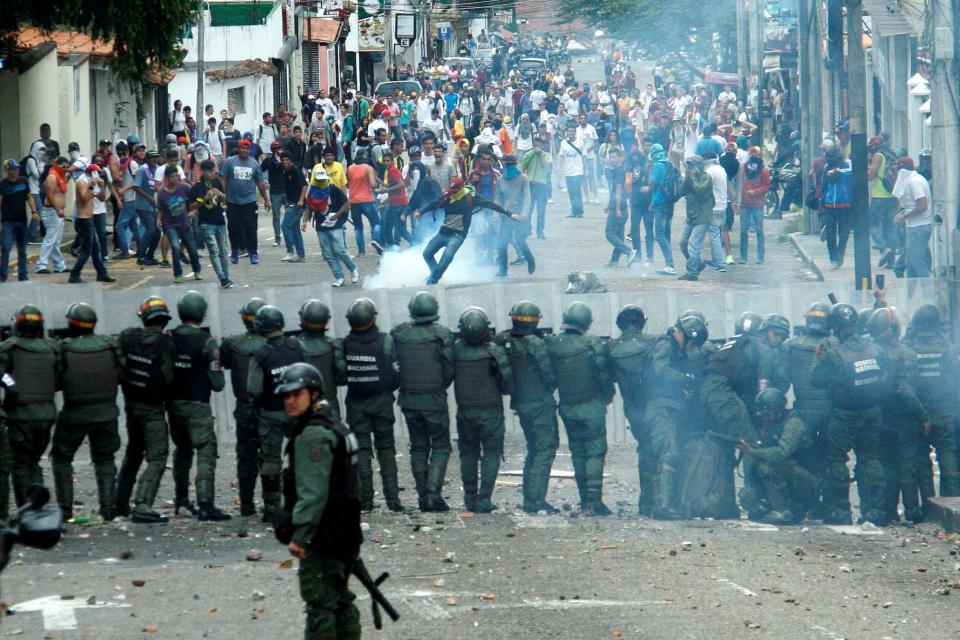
[238, 139, 253, 148]
[98, 139, 112, 147]
[311, 166, 330, 181]
[85, 164, 101, 172]
[177, 136, 187, 144]
[502, 154, 517, 165]
[146, 150, 161, 159]
[446, 177, 466, 193]
[2, 158, 19, 171]
[126, 134, 141, 145]
[270, 140, 282, 149]
[867, 135, 883, 148]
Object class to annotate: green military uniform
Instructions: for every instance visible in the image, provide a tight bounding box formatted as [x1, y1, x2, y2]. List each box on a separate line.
[276, 364, 364, 640]
[0, 308, 60, 508]
[248, 332, 304, 513]
[644, 320, 712, 519]
[740, 412, 820, 524]
[546, 302, 613, 516]
[116, 297, 177, 522]
[811, 304, 888, 525]
[391, 293, 455, 512]
[220, 302, 268, 516]
[51, 312, 124, 520]
[700, 335, 775, 443]
[606, 306, 657, 515]
[338, 298, 401, 511]
[0, 385, 9, 520]
[168, 321, 226, 511]
[781, 333, 834, 433]
[494, 302, 558, 514]
[453, 308, 512, 513]
[903, 308, 960, 516]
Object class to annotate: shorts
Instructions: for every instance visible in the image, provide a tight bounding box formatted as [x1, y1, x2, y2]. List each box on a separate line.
[724, 203, 735, 231]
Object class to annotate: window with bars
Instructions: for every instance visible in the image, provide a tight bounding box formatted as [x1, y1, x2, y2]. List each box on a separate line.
[227, 86, 246, 114]
[303, 42, 320, 90]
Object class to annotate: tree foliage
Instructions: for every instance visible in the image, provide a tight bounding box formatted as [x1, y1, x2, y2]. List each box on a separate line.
[1, 0, 198, 116]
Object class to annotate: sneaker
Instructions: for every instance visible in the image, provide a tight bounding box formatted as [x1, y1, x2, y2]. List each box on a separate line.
[644, 260, 651, 269]
[281, 253, 295, 262]
[350, 268, 360, 284]
[67, 275, 83, 284]
[103, 255, 112, 263]
[657, 266, 677, 275]
[160, 260, 171, 267]
[371, 240, 384, 255]
[35, 268, 51, 274]
[173, 275, 184, 284]
[221, 279, 235, 289]
[605, 260, 619, 268]
[678, 273, 698, 281]
[272, 240, 281, 247]
[548, 198, 555, 204]
[738, 258, 747, 265]
[628, 251, 641, 265]
[54, 267, 70, 273]
[112, 252, 131, 260]
[230, 254, 238, 265]
[289, 255, 305, 263]
[332, 277, 345, 287]
[97, 275, 117, 283]
[725, 254, 735, 265]
[756, 259, 764, 265]
[239, 251, 249, 258]
[193, 272, 203, 280]
[250, 254, 259, 265]
[711, 265, 727, 273]
[510, 256, 527, 265]
[137, 257, 159, 266]
[493, 271, 508, 278]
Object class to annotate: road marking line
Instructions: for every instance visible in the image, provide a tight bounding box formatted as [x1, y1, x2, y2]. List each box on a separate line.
[715, 578, 757, 597]
[11, 595, 131, 630]
[809, 623, 846, 639]
[403, 596, 452, 620]
[125, 275, 153, 290]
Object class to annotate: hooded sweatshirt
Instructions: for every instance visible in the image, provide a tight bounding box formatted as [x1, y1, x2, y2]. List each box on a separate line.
[680, 158, 715, 225]
[26, 140, 48, 196]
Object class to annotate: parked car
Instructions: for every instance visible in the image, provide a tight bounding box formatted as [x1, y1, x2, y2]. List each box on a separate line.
[516, 57, 548, 80]
[443, 57, 477, 73]
[374, 80, 424, 97]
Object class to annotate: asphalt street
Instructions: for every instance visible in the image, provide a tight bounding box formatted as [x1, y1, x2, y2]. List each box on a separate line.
[4, 437, 960, 639]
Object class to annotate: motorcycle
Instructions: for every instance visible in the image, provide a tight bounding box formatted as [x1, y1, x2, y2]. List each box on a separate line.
[766, 158, 802, 219]
[0, 485, 62, 574]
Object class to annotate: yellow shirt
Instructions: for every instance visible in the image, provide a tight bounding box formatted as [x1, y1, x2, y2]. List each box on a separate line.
[317, 161, 346, 190]
[870, 152, 893, 199]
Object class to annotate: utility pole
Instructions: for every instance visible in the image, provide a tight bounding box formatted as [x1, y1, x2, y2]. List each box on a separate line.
[754, 0, 765, 143]
[799, 0, 824, 234]
[846, 0, 870, 290]
[196, 0, 205, 118]
[736, 0, 748, 104]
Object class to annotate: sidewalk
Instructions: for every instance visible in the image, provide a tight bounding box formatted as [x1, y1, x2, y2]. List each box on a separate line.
[5, 220, 78, 275]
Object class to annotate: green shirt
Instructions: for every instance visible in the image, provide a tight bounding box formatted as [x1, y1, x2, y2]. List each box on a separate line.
[292, 421, 338, 547]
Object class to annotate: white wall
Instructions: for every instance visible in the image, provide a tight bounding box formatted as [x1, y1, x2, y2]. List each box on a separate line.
[57, 59, 93, 153]
[18, 48, 60, 158]
[182, 2, 284, 66]
[169, 72, 274, 134]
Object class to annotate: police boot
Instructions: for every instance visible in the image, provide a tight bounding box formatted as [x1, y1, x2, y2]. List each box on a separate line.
[174, 480, 198, 516]
[52, 461, 74, 521]
[197, 502, 232, 521]
[377, 447, 403, 512]
[95, 465, 118, 522]
[639, 472, 659, 517]
[115, 476, 135, 518]
[238, 475, 257, 517]
[650, 467, 682, 520]
[423, 453, 450, 512]
[131, 503, 169, 524]
[357, 448, 376, 511]
[336, 625, 362, 640]
[475, 453, 501, 513]
[261, 475, 282, 522]
[411, 461, 429, 509]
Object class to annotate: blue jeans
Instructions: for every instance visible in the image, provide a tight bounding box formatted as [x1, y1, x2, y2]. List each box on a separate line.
[869, 197, 898, 252]
[605, 213, 633, 263]
[70, 218, 108, 279]
[529, 181, 549, 235]
[382, 204, 412, 249]
[200, 223, 230, 282]
[36, 207, 66, 271]
[94, 214, 108, 259]
[630, 200, 654, 258]
[905, 224, 932, 278]
[316, 227, 356, 279]
[115, 201, 139, 253]
[136, 208, 159, 260]
[28, 194, 41, 243]
[163, 225, 201, 278]
[684, 223, 709, 276]
[652, 204, 674, 268]
[739, 206, 765, 262]
[350, 202, 381, 254]
[708, 208, 725, 264]
[565, 175, 584, 216]
[269, 193, 285, 242]
[423, 229, 465, 283]
[1, 220, 28, 281]
[281, 205, 305, 257]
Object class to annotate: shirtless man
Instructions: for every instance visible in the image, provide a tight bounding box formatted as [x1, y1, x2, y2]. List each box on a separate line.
[36, 156, 70, 274]
[68, 163, 114, 283]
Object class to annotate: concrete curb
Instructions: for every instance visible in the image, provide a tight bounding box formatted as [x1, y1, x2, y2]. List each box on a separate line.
[926, 497, 960, 533]
[788, 231, 825, 282]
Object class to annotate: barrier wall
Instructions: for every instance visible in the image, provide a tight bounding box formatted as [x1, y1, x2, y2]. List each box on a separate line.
[0, 275, 940, 445]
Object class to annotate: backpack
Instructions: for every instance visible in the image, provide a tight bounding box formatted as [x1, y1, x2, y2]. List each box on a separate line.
[18, 156, 32, 180]
[659, 162, 681, 205]
[879, 147, 899, 193]
[676, 435, 739, 519]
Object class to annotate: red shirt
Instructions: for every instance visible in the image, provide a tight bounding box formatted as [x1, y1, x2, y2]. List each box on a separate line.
[386, 166, 408, 205]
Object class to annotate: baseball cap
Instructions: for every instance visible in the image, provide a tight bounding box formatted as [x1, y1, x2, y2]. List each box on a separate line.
[238, 139, 253, 148]
[3, 158, 19, 171]
[85, 164, 101, 173]
[98, 139, 112, 146]
[146, 150, 161, 159]
[311, 166, 330, 181]
[270, 140, 283, 149]
[867, 135, 883, 148]
[126, 134, 141, 145]
[446, 177, 466, 193]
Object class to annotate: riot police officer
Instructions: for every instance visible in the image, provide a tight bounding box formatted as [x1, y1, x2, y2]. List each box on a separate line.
[169, 291, 230, 521]
[494, 301, 559, 514]
[737, 388, 819, 524]
[298, 300, 343, 419]
[275, 363, 363, 640]
[546, 302, 614, 516]
[453, 307, 512, 513]
[51, 304, 123, 521]
[390, 292, 455, 512]
[645, 313, 712, 519]
[339, 298, 402, 512]
[220, 298, 268, 517]
[780, 303, 833, 433]
[0, 305, 60, 508]
[812, 303, 888, 525]
[116, 296, 176, 523]
[607, 305, 658, 515]
[734, 311, 763, 337]
[903, 304, 960, 515]
[248, 305, 304, 518]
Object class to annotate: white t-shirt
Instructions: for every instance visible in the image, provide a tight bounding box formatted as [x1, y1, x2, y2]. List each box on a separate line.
[171, 109, 187, 133]
[575, 124, 598, 153]
[558, 138, 585, 177]
[705, 162, 728, 209]
[204, 127, 223, 155]
[417, 97, 434, 124]
[893, 169, 932, 227]
[121, 158, 140, 203]
[367, 118, 388, 138]
[92, 179, 107, 215]
[257, 123, 277, 149]
[529, 89, 546, 110]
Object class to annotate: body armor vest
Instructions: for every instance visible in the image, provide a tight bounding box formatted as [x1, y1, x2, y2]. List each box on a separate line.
[503, 334, 550, 405]
[120, 329, 170, 404]
[227, 333, 264, 399]
[551, 336, 599, 404]
[255, 337, 304, 412]
[62, 341, 120, 405]
[6, 343, 56, 405]
[783, 337, 830, 413]
[454, 345, 502, 410]
[170, 331, 213, 403]
[707, 336, 758, 399]
[395, 329, 445, 393]
[342, 332, 396, 398]
[834, 340, 887, 409]
[608, 335, 651, 408]
[302, 334, 340, 405]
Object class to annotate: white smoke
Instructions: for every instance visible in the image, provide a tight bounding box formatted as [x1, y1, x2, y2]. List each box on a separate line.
[363, 213, 499, 289]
